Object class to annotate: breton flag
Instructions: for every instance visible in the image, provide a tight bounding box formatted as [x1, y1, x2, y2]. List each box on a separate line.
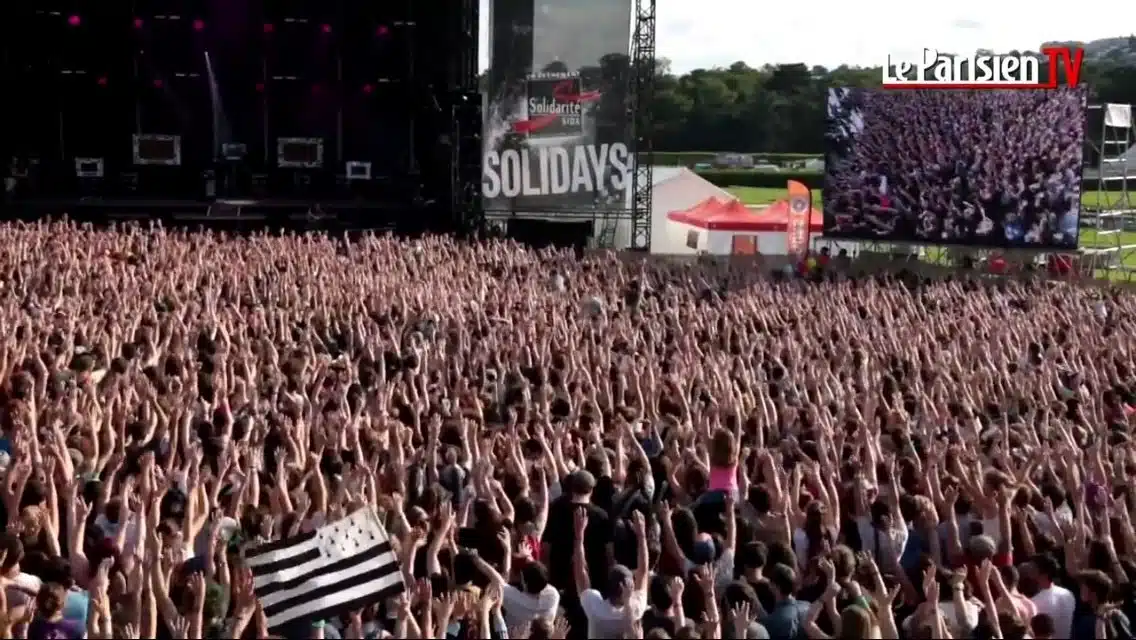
[245, 507, 405, 633]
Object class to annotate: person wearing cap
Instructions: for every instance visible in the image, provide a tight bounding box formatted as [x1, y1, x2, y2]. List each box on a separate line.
[542, 468, 613, 638]
[542, 469, 612, 592]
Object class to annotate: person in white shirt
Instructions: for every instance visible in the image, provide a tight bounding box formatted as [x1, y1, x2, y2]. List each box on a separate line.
[470, 530, 559, 629]
[1025, 554, 1075, 639]
[855, 499, 909, 572]
[501, 563, 560, 628]
[575, 509, 649, 638]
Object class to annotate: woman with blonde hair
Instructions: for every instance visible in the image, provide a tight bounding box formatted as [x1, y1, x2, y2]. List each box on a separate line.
[839, 606, 879, 640]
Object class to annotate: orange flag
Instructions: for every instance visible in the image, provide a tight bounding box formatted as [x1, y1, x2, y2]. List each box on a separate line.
[786, 180, 812, 257]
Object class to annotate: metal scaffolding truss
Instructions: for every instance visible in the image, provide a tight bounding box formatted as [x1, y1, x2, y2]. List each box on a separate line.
[1087, 103, 1134, 211]
[1084, 102, 1135, 280]
[627, 0, 657, 250]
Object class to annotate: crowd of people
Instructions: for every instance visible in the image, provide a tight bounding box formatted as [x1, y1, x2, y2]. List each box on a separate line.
[0, 221, 1133, 639]
[824, 88, 1084, 248]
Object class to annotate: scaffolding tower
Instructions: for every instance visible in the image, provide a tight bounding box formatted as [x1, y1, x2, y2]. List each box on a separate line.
[1083, 103, 1135, 280]
[626, 0, 657, 251]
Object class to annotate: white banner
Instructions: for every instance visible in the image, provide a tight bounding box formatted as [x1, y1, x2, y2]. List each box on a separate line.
[1104, 103, 1132, 130]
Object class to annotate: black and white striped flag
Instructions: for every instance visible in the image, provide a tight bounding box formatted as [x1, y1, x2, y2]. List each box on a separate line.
[245, 507, 405, 633]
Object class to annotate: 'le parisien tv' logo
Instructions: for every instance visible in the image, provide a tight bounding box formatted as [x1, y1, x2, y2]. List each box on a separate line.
[882, 47, 1084, 89]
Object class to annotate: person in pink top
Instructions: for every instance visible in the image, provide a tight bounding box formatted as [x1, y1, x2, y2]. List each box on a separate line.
[708, 429, 739, 500]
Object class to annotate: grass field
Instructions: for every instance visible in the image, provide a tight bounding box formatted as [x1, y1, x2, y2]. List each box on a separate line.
[726, 186, 1124, 212]
[726, 186, 823, 208]
[1079, 229, 1136, 274]
[724, 186, 1136, 280]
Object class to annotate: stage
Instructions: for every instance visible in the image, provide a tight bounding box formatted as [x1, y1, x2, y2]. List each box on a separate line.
[4, 0, 483, 235]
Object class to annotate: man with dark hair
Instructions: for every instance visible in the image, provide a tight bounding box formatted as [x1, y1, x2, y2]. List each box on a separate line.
[1073, 570, 1130, 640]
[723, 580, 770, 639]
[999, 564, 1037, 623]
[759, 563, 808, 640]
[1026, 553, 1075, 639]
[736, 541, 776, 615]
[543, 470, 613, 639]
[543, 470, 612, 591]
[28, 583, 84, 640]
[0, 533, 36, 636]
[500, 561, 559, 628]
[640, 574, 679, 638]
[1031, 613, 1056, 639]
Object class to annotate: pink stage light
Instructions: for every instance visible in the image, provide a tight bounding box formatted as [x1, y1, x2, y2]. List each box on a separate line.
[96, 76, 108, 86]
[362, 84, 374, 94]
[192, 19, 205, 31]
[133, 18, 144, 29]
[153, 79, 163, 88]
[310, 84, 322, 95]
[67, 15, 81, 27]
[321, 24, 332, 33]
[263, 23, 274, 34]
[255, 82, 265, 92]
[375, 25, 389, 37]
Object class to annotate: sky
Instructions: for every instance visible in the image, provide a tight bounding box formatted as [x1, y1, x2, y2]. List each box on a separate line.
[478, 0, 1135, 74]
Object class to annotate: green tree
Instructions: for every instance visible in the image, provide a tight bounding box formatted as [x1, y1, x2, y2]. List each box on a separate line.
[643, 57, 1136, 153]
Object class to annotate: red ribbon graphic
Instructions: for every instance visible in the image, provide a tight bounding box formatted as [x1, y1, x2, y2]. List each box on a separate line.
[510, 79, 601, 134]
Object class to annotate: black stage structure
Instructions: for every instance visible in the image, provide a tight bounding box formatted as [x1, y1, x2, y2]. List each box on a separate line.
[481, 0, 657, 251]
[1, 0, 483, 235]
[630, 0, 659, 250]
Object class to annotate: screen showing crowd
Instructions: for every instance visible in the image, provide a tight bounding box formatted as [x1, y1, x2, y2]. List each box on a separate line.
[823, 87, 1085, 248]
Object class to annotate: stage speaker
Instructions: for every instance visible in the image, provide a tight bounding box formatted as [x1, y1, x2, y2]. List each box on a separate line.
[133, 134, 182, 166]
[346, 161, 372, 181]
[223, 143, 248, 162]
[277, 137, 324, 168]
[74, 157, 104, 178]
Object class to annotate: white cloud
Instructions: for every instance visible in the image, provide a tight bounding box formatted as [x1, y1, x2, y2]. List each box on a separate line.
[479, 0, 1135, 74]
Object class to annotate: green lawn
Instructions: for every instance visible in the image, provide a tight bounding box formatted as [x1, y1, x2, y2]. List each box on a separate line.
[724, 185, 1136, 281]
[1079, 230, 1136, 283]
[727, 186, 1126, 212]
[1080, 229, 1136, 253]
[726, 186, 823, 208]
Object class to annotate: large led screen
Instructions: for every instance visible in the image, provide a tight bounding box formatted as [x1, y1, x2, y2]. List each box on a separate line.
[482, 0, 633, 214]
[823, 87, 1085, 249]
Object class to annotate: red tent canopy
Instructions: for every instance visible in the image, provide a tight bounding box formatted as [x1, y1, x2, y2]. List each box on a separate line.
[666, 197, 823, 232]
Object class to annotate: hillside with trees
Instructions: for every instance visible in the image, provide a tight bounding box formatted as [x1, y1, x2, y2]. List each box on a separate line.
[643, 51, 1136, 154]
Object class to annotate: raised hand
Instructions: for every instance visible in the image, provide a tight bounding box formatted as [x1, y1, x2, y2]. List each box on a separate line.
[631, 510, 646, 537]
[169, 615, 191, 640]
[730, 601, 754, 638]
[921, 566, 940, 603]
[573, 508, 588, 538]
[550, 614, 571, 640]
[434, 592, 457, 622]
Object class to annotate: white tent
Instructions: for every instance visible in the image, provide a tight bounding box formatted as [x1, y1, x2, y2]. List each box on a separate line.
[607, 166, 738, 249]
[655, 198, 824, 256]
